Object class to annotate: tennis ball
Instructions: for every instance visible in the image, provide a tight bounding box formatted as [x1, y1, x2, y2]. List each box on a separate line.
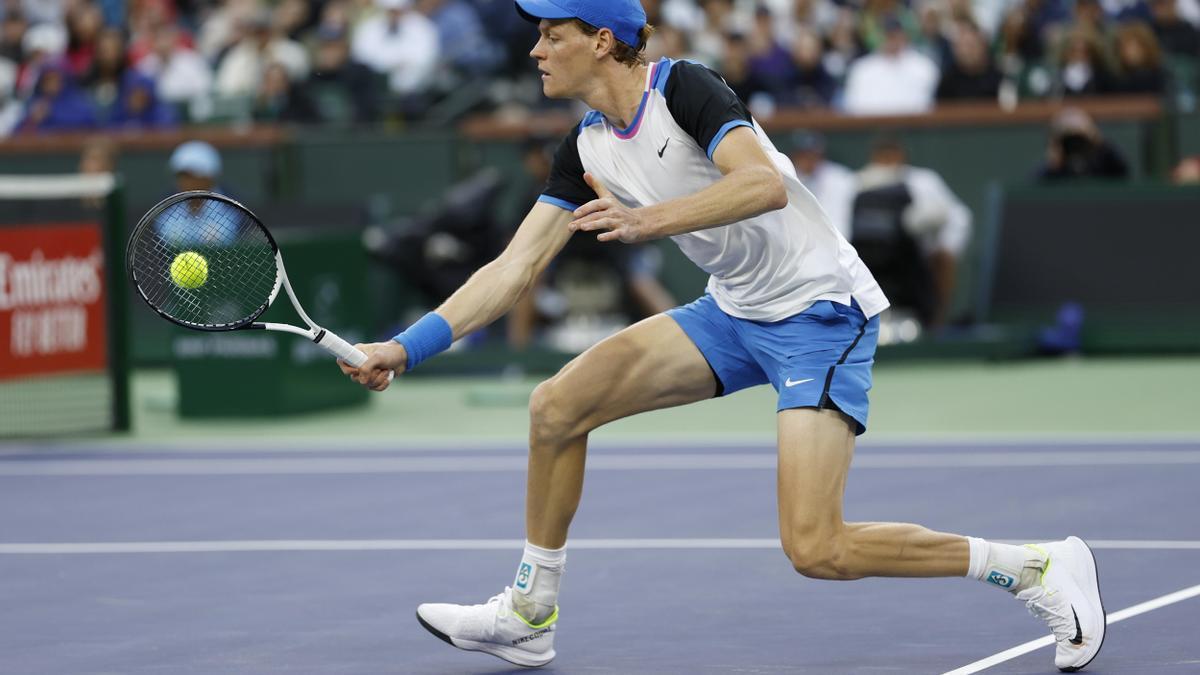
[170, 251, 208, 289]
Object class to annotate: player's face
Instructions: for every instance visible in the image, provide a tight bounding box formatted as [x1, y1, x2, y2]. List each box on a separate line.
[530, 20, 594, 98]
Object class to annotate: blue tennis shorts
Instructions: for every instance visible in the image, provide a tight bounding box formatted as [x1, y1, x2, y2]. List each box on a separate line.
[666, 295, 880, 435]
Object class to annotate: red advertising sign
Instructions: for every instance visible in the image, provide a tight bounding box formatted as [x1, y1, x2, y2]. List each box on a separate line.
[0, 223, 108, 380]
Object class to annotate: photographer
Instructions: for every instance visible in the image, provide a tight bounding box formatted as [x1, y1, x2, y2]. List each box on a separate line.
[1037, 107, 1129, 181]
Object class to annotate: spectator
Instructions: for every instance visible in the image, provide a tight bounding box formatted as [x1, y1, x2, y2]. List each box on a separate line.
[64, 1, 103, 77]
[1171, 155, 1200, 183]
[470, 0, 540, 80]
[936, 21, 1003, 100]
[214, 10, 309, 99]
[1109, 21, 1167, 93]
[1073, 0, 1114, 35]
[78, 135, 117, 174]
[169, 140, 224, 194]
[77, 135, 117, 209]
[17, 65, 96, 132]
[351, 0, 440, 96]
[127, 0, 186, 66]
[15, 22, 67, 99]
[646, 24, 691, 61]
[1055, 28, 1113, 96]
[822, 8, 864, 81]
[0, 8, 26, 63]
[995, 6, 1055, 98]
[160, 140, 243, 246]
[693, 0, 737, 67]
[82, 27, 175, 129]
[1149, 0, 1200, 57]
[745, 4, 796, 107]
[304, 25, 380, 126]
[719, 31, 768, 105]
[137, 24, 212, 111]
[788, 130, 856, 239]
[417, 0, 502, 77]
[252, 61, 317, 123]
[272, 0, 313, 42]
[859, 0, 920, 52]
[107, 68, 176, 128]
[789, 25, 836, 107]
[1024, 0, 1074, 37]
[1037, 107, 1130, 180]
[851, 136, 971, 328]
[842, 16, 940, 115]
[913, 0, 953, 67]
[196, 0, 259, 62]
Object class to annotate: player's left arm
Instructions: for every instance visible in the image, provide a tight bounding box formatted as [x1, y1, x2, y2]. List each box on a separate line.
[570, 127, 787, 243]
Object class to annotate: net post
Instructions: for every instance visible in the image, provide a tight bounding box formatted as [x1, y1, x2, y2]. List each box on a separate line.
[105, 179, 131, 432]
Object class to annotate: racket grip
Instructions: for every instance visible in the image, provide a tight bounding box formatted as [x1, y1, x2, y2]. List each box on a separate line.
[315, 329, 396, 382]
[315, 329, 365, 365]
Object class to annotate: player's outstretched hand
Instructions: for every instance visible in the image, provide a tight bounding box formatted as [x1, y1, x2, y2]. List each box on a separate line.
[571, 173, 653, 243]
[338, 341, 407, 392]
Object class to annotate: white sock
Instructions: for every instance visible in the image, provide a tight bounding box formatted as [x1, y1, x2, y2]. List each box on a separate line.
[511, 541, 565, 624]
[966, 537, 1046, 593]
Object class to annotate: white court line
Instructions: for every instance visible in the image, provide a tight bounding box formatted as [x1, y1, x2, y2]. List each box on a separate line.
[943, 583, 1200, 675]
[2, 450, 1200, 476]
[1, 538, 1199, 555]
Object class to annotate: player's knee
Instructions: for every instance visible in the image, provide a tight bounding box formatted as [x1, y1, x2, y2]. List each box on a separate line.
[529, 377, 586, 443]
[783, 531, 853, 580]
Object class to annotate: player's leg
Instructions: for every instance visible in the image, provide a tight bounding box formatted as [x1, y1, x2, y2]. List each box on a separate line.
[524, 313, 718, 548]
[775, 407, 969, 579]
[417, 307, 753, 667]
[775, 407, 1105, 671]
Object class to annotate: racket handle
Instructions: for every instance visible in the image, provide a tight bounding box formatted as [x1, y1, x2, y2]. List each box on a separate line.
[315, 329, 393, 377]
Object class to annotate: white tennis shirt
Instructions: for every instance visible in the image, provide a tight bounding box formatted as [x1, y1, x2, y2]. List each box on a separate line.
[538, 57, 888, 322]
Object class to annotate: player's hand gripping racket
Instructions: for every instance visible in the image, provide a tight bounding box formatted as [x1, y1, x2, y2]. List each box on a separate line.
[126, 191, 390, 379]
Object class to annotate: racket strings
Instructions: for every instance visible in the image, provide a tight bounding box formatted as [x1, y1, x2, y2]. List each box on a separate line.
[130, 196, 278, 328]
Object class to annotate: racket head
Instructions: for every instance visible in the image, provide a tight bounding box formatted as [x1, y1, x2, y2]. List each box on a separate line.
[126, 191, 281, 331]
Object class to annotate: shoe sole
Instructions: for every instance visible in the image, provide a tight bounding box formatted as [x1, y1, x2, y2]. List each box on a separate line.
[415, 610, 555, 668]
[1059, 536, 1106, 673]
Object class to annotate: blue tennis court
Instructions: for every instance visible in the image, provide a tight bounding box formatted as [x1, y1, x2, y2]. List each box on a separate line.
[3, 438, 1198, 674]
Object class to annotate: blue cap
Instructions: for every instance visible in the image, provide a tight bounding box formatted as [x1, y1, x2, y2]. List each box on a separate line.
[169, 141, 222, 178]
[515, 0, 646, 48]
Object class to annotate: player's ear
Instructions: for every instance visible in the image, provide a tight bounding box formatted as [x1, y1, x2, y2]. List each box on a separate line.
[593, 27, 616, 61]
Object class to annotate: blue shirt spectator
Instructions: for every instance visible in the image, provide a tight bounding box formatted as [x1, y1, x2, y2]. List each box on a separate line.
[18, 64, 96, 132]
[420, 0, 502, 76]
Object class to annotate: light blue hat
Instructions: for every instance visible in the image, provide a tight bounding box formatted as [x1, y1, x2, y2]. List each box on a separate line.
[169, 141, 221, 178]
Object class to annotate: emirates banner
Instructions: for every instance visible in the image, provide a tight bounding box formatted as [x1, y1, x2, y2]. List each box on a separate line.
[0, 223, 108, 380]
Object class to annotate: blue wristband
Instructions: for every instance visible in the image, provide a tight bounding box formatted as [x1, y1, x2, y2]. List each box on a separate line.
[392, 312, 453, 370]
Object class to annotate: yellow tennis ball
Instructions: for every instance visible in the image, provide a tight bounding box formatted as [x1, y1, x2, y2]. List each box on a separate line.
[170, 251, 208, 289]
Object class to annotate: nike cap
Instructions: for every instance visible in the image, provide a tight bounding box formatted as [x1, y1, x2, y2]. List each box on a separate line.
[515, 0, 647, 48]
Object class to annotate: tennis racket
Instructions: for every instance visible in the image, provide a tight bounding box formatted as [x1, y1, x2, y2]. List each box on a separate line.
[126, 190, 388, 375]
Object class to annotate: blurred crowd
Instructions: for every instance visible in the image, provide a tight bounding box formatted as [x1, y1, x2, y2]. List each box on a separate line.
[2, 0, 1198, 136]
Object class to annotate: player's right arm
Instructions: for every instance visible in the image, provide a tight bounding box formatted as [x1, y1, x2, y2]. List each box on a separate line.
[341, 202, 574, 390]
[436, 202, 574, 338]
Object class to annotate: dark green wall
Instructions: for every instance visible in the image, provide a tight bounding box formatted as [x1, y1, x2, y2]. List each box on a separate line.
[0, 115, 1175, 363]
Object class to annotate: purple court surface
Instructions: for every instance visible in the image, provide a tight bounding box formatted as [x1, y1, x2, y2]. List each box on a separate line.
[2, 439, 1198, 674]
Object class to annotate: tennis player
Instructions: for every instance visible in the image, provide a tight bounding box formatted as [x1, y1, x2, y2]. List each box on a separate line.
[340, 0, 1105, 669]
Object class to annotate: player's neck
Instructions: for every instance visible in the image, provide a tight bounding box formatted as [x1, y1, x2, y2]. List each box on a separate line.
[581, 62, 649, 130]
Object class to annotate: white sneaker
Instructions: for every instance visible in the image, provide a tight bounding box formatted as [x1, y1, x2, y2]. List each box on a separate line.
[416, 587, 557, 667]
[1018, 536, 1106, 672]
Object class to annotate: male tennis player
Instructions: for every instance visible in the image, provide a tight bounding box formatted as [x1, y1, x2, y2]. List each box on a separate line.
[340, 0, 1105, 670]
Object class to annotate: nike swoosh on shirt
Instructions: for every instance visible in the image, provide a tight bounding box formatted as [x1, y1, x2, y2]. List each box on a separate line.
[657, 138, 669, 158]
[784, 378, 814, 387]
